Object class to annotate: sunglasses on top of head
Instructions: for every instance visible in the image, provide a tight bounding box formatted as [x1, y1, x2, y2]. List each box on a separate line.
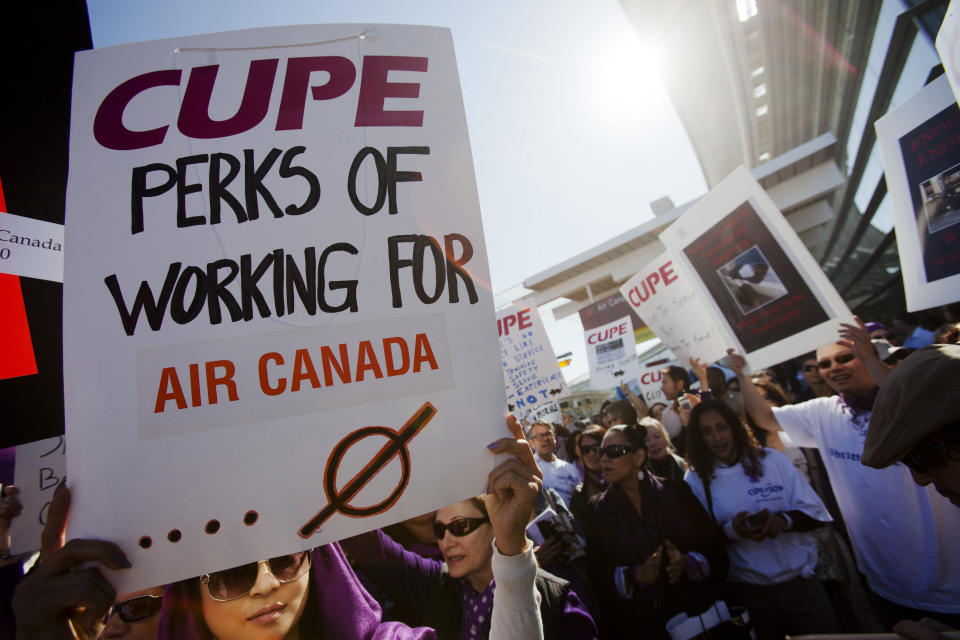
[107, 593, 163, 623]
[433, 516, 489, 539]
[200, 551, 311, 602]
[598, 444, 637, 459]
[817, 352, 856, 370]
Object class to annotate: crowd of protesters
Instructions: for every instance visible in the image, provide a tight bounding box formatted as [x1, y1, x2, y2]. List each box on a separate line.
[1, 308, 959, 640]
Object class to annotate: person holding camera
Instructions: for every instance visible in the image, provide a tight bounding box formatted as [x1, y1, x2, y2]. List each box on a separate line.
[684, 400, 838, 639]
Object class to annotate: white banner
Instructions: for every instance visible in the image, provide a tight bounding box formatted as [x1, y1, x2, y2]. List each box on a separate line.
[64, 24, 503, 592]
[496, 305, 567, 421]
[584, 315, 641, 390]
[876, 75, 960, 311]
[659, 167, 853, 371]
[620, 252, 727, 366]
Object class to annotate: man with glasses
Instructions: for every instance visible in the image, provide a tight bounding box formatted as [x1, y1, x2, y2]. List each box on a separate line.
[728, 321, 960, 631]
[796, 352, 833, 400]
[528, 421, 580, 507]
[863, 344, 960, 508]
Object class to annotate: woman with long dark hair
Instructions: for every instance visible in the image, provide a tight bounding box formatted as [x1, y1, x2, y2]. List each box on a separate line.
[685, 400, 838, 639]
[585, 424, 726, 639]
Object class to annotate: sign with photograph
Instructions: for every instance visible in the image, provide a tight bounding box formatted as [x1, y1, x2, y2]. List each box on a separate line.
[876, 75, 960, 310]
[9, 436, 66, 555]
[584, 315, 642, 390]
[660, 167, 853, 371]
[496, 305, 567, 421]
[619, 252, 727, 366]
[63, 25, 503, 592]
[578, 292, 655, 344]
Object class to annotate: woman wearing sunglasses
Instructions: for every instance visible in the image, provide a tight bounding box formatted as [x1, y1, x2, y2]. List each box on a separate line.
[568, 424, 606, 529]
[159, 415, 557, 640]
[585, 424, 726, 639]
[99, 588, 165, 640]
[684, 400, 838, 639]
[341, 418, 598, 640]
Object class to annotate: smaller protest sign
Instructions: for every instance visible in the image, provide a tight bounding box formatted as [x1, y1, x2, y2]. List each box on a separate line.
[497, 305, 567, 421]
[620, 252, 728, 366]
[876, 75, 960, 310]
[578, 292, 655, 344]
[659, 167, 853, 371]
[937, 0, 960, 105]
[10, 436, 66, 554]
[633, 365, 668, 408]
[584, 315, 642, 390]
[0, 212, 63, 283]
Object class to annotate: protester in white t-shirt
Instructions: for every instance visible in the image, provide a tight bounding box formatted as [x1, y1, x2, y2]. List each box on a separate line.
[727, 319, 960, 629]
[684, 399, 838, 638]
[528, 421, 581, 507]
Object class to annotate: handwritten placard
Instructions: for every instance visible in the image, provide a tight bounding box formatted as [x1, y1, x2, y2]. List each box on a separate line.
[659, 167, 853, 371]
[619, 253, 727, 366]
[496, 305, 567, 421]
[63, 25, 503, 592]
[584, 315, 642, 390]
[10, 436, 66, 554]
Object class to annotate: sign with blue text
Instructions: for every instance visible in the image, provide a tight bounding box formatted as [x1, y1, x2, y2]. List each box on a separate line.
[496, 305, 567, 423]
[64, 24, 502, 592]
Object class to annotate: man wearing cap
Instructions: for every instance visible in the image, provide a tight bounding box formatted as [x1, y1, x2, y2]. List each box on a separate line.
[863, 344, 960, 507]
[728, 321, 960, 630]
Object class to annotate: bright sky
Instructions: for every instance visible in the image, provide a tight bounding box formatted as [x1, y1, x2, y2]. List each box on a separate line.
[87, 0, 707, 382]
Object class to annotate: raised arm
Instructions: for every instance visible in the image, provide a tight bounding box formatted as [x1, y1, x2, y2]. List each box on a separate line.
[726, 349, 782, 434]
[838, 316, 891, 386]
[619, 381, 648, 418]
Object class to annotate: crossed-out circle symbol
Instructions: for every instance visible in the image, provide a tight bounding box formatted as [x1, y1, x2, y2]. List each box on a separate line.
[299, 402, 436, 538]
[324, 426, 411, 517]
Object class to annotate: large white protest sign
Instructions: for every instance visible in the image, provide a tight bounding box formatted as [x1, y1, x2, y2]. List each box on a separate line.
[660, 167, 853, 371]
[64, 25, 503, 592]
[584, 315, 642, 390]
[10, 436, 66, 554]
[496, 305, 567, 421]
[619, 252, 727, 366]
[0, 212, 64, 283]
[876, 75, 960, 311]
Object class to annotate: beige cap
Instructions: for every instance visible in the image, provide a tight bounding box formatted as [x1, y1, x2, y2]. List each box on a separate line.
[862, 344, 960, 468]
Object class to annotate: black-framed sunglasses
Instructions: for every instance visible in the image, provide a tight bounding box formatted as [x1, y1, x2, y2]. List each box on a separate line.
[598, 444, 637, 459]
[200, 551, 311, 602]
[800, 364, 819, 373]
[530, 431, 555, 441]
[817, 352, 855, 369]
[580, 443, 600, 456]
[433, 516, 489, 539]
[108, 593, 163, 623]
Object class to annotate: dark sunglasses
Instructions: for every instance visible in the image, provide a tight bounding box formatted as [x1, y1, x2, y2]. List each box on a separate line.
[200, 551, 311, 602]
[433, 516, 489, 539]
[817, 352, 855, 369]
[108, 593, 163, 623]
[901, 439, 960, 474]
[800, 364, 819, 372]
[580, 443, 600, 456]
[598, 444, 637, 459]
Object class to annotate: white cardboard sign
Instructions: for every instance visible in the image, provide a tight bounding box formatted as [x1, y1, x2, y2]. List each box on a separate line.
[584, 315, 641, 390]
[0, 212, 64, 283]
[619, 252, 727, 366]
[496, 305, 567, 421]
[659, 167, 853, 371]
[876, 75, 960, 311]
[63, 25, 503, 592]
[10, 436, 66, 554]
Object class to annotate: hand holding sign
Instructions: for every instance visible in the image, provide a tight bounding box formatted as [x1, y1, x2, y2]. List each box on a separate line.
[485, 414, 543, 557]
